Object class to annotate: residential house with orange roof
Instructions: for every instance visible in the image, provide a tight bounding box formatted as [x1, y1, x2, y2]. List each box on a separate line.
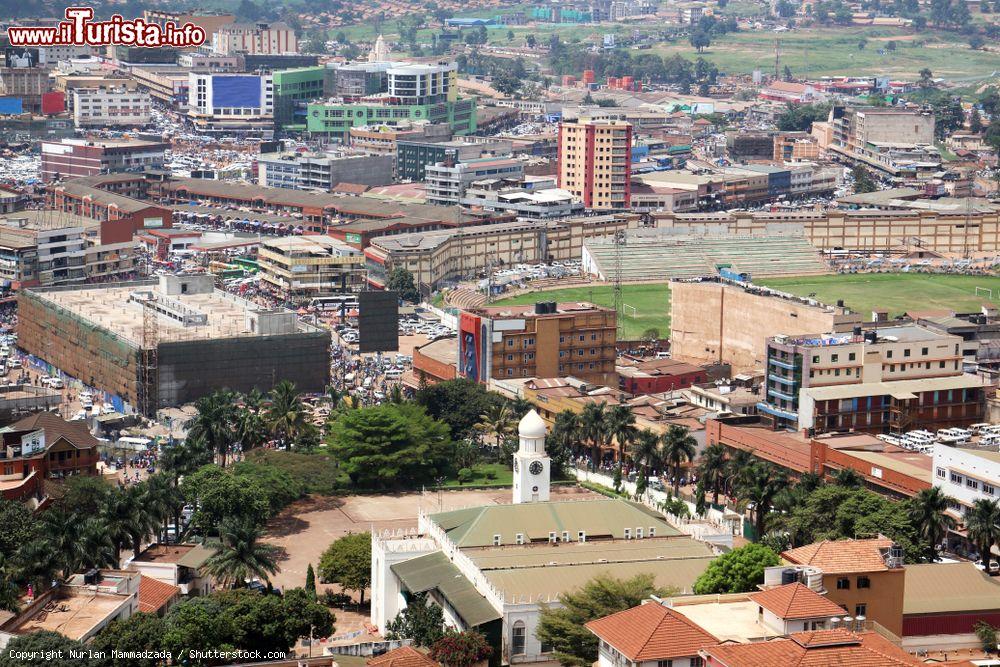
[780, 538, 906, 636]
[700, 629, 920, 666]
[668, 583, 851, 644]
[137, 575, 181, 616]
[586, 600, 719, 667]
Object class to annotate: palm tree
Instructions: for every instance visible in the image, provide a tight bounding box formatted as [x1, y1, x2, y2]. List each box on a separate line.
[725, 449, 755, 498]
[737, 462, 786, 541]
[965, 498, 1000, 564]
[606, 404, 638, 464]
[508, 397, 533, 419]
[77, 519, 118, 571]
[698, 443, 727, 506]
[267, 380, 309, 449]
[630, 429, 661, 482]
[476, 402, 514, 451]
[13, 541, 59, 593]
[40, 508, 88, 577]
[187, 390, 239, 466]
[0, 553, 21, 613]
[548, 410, 581, 473]
[205, 518, 279, 588]
[910, 487, 956, 562]
[832, 468, 863, 488]
[580, 401, 609, 466]
[660, 424, 697, 497]
[101, 488, 136, 566]
[120, 484, 159, 560]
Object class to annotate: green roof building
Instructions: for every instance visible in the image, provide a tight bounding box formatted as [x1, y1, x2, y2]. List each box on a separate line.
[273, 66, 332, 130]
[306, 97, 477, 142]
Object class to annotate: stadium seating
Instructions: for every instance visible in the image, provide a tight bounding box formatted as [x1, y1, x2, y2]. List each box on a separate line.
[585, 234, 829, 282]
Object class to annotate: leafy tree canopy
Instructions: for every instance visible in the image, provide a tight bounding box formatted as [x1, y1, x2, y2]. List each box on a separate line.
[327, 403, 452, 488]
[318, 532, 372, 604]
[693, 543, 780, 594]
[537, 573, 675, 667]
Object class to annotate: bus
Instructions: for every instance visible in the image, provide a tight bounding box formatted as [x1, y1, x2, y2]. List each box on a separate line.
[310, 295, 359, 311]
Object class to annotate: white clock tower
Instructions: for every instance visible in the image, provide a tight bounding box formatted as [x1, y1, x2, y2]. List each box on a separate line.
[513, 409, 550, 504]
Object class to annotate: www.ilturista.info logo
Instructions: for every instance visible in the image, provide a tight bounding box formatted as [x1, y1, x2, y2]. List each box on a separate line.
[7, 7, 206, 47]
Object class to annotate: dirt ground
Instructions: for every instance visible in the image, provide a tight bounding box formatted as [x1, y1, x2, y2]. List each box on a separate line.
[265, 485, 598, 644]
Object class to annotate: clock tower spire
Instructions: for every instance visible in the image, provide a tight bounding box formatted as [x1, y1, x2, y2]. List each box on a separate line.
[513, 409, 550, 504]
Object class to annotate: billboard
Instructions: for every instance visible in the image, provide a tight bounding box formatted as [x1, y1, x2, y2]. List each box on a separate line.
[358, 290, 399, 353]
[459, 312, 482, 383]
[212, 75, 262, 109]
[4, 48, 39, 68]
[0, 98, 23, 115]
[41, 91, 66, 115]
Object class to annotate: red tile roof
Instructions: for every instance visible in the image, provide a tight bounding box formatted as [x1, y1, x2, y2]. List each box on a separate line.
[782, 538, 896, 574]
[749, 583, 846, 620]
[367, 646, 439, 667]
[585, 601, 719, 661]
[703, 630, 920, 666]
[137, 576, 180, 614]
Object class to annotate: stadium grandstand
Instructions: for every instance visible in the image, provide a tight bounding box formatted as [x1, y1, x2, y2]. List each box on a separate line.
[582, 229, 830, 282]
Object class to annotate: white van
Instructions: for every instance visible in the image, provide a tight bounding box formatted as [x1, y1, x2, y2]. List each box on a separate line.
[363, 377, 373, 389]
[385, 369, 403, 380]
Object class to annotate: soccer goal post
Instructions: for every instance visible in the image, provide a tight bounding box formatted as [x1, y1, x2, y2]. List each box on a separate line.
[975, 287, 994, 300]
[622, 304, 638, 317]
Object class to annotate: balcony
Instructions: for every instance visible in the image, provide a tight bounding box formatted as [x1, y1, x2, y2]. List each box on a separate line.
[768, 357, 796, 371]
[757, 402, 799, 422]
[767, 387, 796, 402]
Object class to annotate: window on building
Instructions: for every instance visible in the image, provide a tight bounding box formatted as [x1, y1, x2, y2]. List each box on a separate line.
[984, 483, 996, 496]
[940, 361, 946, 368]
[657, 661, 674, 667]
[921, 347, 928, 355]
[812, 355, 820, 363]
[950, 472, 963, 484]
[848, 352, 856, 361]
[836, 578, 850, 590]
[936, 467, 946, 479]
[855, 604, 867, 618]
[512, 622, 526, 655]
[690, 659, 704, 667]
[831, 354, 839, 362]
[857, 576, 870, 589]
[904, 348, 911, 357]
[967, 478, 979, 490]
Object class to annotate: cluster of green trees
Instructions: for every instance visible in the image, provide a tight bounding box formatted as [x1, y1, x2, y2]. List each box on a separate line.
[0, 587, 333, 667]
[545, 43, 722, 95]
[693, 543, 781, 594]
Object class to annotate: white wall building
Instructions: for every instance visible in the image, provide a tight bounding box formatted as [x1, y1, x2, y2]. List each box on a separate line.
[932, 443, 1000, 522]
[212, 22, 298, 55]
[371, 410, 719, 664]
[72, 87, 152, 128]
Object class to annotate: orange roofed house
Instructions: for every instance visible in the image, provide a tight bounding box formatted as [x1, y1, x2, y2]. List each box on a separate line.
[781, 538, 906, 637]
[586, 600, 719, 667]
[701, 628, 920, 666]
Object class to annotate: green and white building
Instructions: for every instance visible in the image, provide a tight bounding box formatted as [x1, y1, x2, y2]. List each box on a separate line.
[306, 62, 476, 142]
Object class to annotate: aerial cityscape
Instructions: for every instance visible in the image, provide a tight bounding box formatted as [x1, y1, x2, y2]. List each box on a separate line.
[0, 0, 998, 665]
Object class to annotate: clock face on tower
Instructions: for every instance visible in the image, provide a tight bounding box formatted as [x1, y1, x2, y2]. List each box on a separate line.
[529, 461, 544, 475]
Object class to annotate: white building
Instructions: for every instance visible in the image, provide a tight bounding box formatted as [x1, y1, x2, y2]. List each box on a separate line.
[932, 443, 1000, 523]
[369, 34, 391, 63]
[371, 410, 719, 664]
[212, 21, 298, 55]
[187, 72, 274, 132]
[386, 63, 455, 104]
[72, 87, 152, 128]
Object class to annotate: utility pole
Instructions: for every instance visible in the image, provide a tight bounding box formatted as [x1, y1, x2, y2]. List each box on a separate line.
[612, 229, 625, 340]
[774, 39, 781, 81]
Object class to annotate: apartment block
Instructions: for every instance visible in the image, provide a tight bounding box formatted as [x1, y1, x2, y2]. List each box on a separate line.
[212, 21, 298, 55]
[258, 235, 365, 300]
[557, 119, 632, 210]
[458, 301, 617, 386]
[71, 87, 152, 128]
[40, 138, 168, 182]
[425, 157, 524, 205]
[762, 325, 976, 433]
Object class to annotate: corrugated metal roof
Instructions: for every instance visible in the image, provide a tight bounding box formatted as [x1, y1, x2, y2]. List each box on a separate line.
[904, 562, 1000, 615]
[391, 552, 500, 627]
[428, 499, 681, 548]
[484, 556, 713, 600]
[802, 375, 985, 402]
[176, 543, 214, 569]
